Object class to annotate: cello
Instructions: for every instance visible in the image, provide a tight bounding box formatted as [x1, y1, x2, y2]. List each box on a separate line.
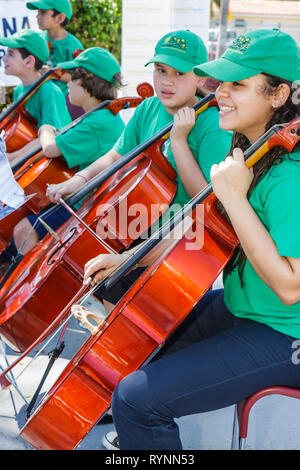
[0, 82, 154, 254]
[4, 118, 300, 450]
[0, 49, 83, 153]
[0, 94, 218, 353]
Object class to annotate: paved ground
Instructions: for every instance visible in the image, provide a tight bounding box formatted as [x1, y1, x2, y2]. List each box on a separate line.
[1, 281, 300, 451]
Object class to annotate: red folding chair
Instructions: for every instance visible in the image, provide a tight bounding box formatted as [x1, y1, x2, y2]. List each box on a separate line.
[231, 386, 300, 450]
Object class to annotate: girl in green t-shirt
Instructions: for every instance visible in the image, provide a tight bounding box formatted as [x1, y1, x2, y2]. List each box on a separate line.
[83, 29, 300, 451]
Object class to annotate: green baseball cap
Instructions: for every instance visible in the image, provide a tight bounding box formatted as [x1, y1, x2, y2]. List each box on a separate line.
[145, 29, 208, 72]
[57, 47, 121, 84]
[26, 0, 72, 20]
[193, 28, 300, 82]
[0, 29, 49, 63]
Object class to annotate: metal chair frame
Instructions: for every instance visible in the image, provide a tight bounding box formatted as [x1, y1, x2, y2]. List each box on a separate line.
[231, 386, 300, 450]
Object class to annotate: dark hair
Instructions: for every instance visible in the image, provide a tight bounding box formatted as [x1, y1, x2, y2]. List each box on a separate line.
[69, 67, 124, 100]
[219, 73, 300, 285]
[52, 9, 69, 27]
[18, 47, 44, 71]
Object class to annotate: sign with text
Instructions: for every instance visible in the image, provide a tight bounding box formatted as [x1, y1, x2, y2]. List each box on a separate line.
[0, 1, 38, 92]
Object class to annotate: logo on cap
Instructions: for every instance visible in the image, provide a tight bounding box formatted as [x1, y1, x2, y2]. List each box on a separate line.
[230, 35, 251, 54]
[161, 35, 187, 53]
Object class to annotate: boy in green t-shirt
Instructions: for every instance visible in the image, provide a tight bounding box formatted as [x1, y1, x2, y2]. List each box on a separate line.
[0, 29, 72, 162]
[12, 47, 125, 255]
[26, 0, 84, 103]
[47, 30, 232, 209]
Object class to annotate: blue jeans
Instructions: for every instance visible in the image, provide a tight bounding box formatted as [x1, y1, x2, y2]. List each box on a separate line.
[111, 289, 300, 450]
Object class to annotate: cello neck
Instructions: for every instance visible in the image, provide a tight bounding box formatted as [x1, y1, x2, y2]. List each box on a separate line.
[0, 67, 56, 124]
[104, 118, 300, 289]
[66, 93, 217, 207]
[11, 82, 154, 170]
[10, 99, 112, 170]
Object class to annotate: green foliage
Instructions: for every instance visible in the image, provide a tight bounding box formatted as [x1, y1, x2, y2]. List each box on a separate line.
[68, 0, 122, 61]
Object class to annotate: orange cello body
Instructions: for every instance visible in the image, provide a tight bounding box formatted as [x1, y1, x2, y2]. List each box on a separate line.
[19, 194, 239, 450]
[0, 85, 154, 254]
[0, 69, 66, 153]
[0, 148, 177, 353]
[1, 106, 38, 153]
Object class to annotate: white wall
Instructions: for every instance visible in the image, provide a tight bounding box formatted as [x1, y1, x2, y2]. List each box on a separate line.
[121, 0, 211, 97]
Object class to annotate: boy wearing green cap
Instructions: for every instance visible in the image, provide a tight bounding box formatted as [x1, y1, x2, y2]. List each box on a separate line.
[0, 29, 71, 161]
[26, 0, 83, 98]
[11, 47, 125, 255]
[85, 29, 300, 451]
[47, 30, 232, 210]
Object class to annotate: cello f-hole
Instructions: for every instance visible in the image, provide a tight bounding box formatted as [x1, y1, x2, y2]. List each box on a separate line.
[47, 227, 77, 265]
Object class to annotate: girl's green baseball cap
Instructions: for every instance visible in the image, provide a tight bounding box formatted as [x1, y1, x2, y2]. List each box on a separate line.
[145, 29, 208, 72]
[57, 47, 121, 84]
[0, 29, 49, 63]
[193, 28, 300, 83]
[26, 0, 72, 20]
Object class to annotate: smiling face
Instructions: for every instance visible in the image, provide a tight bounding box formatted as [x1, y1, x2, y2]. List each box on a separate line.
[216, 74, 276, 143]
[153, 62, 205, 115]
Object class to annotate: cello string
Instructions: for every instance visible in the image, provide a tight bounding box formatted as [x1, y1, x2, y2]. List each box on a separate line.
[4, 93, 217, 278]
[58, 197, 118, 255]
[104, 121, 293, 289]
[9, 119, 298, 374]
[66, 93, 217, 209]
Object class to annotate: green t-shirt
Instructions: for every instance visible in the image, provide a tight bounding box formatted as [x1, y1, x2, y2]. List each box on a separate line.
[113, 96, 232, 209]
[55, 108, 125, 171]
[41, 31, 83, 95]
[13, 80, 71, 129]
[224, 151, 300, 339]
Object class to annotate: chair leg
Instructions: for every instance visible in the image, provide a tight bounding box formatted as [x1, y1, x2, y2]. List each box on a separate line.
[239, 437, 246, 450]
[231, 405, 247, 450]
[231, 405, 239, 450]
